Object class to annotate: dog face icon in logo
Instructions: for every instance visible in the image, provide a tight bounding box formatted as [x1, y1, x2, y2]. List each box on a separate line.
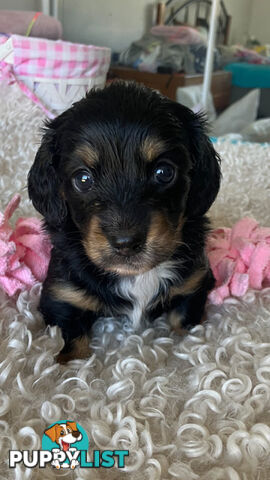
[45, 421, 82, 452]
[42, 421, 88, 469]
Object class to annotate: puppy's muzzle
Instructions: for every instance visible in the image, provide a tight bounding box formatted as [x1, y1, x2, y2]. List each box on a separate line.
[109, 232, 144, 256]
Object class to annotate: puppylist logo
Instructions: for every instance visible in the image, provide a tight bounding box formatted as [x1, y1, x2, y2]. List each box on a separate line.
[9, 421, 129, 470]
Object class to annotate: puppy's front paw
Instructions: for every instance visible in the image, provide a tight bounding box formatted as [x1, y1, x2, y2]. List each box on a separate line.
[56, 335, 91, 364]
[56, 352, 77, 364]
[168, 310, 188, 336]
[168, 307, 207, 335]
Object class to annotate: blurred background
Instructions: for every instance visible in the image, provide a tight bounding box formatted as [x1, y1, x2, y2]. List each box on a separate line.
[0, 0, 270, 140]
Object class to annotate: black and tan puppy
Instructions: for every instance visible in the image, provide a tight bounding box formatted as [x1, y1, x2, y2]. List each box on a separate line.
[28, 82, 220, 362]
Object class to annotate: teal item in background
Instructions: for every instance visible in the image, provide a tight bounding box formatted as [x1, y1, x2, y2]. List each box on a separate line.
[224, 62, 270, 88]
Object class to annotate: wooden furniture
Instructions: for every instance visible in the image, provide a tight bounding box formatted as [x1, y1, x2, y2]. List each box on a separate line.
[109, 66, 232, 112]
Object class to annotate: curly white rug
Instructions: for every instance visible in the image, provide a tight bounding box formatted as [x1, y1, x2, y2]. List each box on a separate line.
[1, 83, 270, 480]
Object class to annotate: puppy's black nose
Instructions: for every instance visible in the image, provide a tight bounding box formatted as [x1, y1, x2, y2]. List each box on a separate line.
[72, 431, 81, 438]
[111, 235, 143, 255]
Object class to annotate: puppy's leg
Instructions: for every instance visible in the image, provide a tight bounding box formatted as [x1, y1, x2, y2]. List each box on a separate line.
[168, 269, 215, 335]
[57, 335, 92, 364]
[39, 292, 98, 363]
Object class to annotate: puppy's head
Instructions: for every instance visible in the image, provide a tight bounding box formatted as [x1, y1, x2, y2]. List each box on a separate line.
[28, 82, 220, 275]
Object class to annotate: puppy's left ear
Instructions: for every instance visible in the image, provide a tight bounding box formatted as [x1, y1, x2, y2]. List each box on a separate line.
[170, 102, 221, 217]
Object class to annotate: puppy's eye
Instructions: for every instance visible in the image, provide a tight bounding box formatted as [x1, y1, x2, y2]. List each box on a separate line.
[153, 163, 175, 185]
[72, 169, 93, 193]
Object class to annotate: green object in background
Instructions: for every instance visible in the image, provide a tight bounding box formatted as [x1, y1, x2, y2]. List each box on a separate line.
[224, 62, 270, 88]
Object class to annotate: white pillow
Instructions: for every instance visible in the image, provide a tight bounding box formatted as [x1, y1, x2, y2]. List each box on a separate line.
[212, 89, 260, 137]
[241, 118, 270, 143]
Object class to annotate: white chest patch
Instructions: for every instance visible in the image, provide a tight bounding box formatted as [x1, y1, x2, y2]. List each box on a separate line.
[115, 261, 178, 328]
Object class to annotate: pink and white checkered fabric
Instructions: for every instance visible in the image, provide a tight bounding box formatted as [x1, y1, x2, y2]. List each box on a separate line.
[1, 34, 111, 79]
[0, 34, 111, 117]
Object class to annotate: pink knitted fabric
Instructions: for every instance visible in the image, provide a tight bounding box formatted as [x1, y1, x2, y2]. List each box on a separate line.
[207, 217, 270, 305]
[0, 194, 51, 296]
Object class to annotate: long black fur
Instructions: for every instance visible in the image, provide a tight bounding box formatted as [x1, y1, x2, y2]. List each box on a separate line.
[28, 82, 221, 358]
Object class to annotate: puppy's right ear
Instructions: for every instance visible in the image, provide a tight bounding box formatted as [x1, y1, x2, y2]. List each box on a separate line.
[28, 126, 67, 229]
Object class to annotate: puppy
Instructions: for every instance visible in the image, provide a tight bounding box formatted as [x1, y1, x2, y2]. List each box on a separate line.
[28, 81, 221, 362]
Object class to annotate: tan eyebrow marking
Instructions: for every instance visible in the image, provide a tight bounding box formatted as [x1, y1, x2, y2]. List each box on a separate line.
[141, 137, 166, 162]
[74, 144, 99, 168]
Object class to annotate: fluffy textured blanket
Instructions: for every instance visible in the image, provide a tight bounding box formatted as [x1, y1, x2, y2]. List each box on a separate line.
[1, 83, 270, 479]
